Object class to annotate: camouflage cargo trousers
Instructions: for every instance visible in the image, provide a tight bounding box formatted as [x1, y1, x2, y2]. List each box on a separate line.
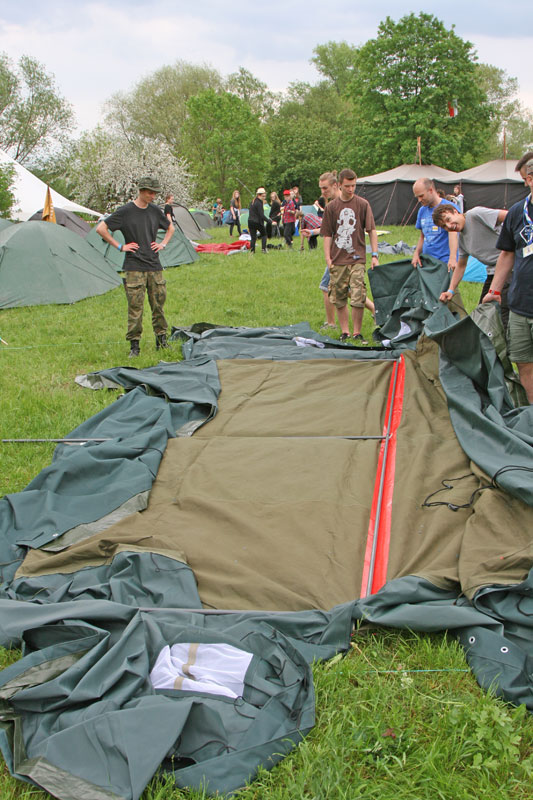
[124, 270, 168, 342]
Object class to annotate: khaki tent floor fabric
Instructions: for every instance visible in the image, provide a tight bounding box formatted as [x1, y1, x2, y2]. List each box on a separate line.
[41, 354, 512, 612]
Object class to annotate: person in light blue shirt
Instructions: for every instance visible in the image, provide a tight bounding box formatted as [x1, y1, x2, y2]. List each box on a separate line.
[411, 178, 457, 268]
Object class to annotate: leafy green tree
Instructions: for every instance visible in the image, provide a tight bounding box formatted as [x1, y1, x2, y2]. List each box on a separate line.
[349, 13, 491, 173]
[264, 81, 356, 201]
[310, 41, 360, 97]
[502, 111, 533, 159]
[0, 162, 15, 217]
[183, 89, 269, 201]
[225, 67, 278, 120]
[104, 61, 222, 154]
[0, 53, 74, 163]
[475, 63, 533, 159]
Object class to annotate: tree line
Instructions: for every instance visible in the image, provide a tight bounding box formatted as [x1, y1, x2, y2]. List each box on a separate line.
[1, 12, 532, 215]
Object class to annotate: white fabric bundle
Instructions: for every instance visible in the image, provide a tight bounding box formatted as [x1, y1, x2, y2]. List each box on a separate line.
[150, 642, 254, 699]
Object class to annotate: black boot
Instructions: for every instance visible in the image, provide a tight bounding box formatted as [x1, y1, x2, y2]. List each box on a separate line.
[156, 333, 169, 350]
[129, 340, 140, 358]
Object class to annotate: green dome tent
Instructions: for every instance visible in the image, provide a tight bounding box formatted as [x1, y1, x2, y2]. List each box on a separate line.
[0, 218, 14, 234]
[0, 221, 122, 308]
[86, 222, 199, 270]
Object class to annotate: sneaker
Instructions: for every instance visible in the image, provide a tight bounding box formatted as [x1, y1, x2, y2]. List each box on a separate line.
[128, 340, 140, 358]
[352, 333, 368, 345]
[156, 333, 169, 350]
[339, 333, 350, 342]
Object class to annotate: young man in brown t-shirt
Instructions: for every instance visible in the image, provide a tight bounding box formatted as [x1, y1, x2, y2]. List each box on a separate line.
[320, 168, 379, 343]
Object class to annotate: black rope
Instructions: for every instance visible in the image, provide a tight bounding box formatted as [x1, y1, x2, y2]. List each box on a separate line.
[517, 595, 533, 617]
[233, 697, 255, 719]
[422, 473, 481, 511]
[491, 464, 533, 487]
[422, 464, 533, 512]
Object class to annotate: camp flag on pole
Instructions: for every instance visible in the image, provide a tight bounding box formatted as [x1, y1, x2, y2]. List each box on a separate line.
[42, 186, 56, 223]
[447, 100, 459, 118]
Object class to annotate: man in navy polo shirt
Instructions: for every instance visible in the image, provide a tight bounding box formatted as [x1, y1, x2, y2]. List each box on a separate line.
[482, 158, 533, 403]
[411, 178, 457, 269]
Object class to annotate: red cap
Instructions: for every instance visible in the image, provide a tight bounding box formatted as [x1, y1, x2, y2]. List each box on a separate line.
[283, 189, 291, 195]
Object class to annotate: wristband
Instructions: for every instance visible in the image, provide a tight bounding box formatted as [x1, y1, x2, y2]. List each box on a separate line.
[448, 289, 455, 295]
[371, 252, 379, 257]
[488, 290, 501, 297]
[117, 243, 122, 251]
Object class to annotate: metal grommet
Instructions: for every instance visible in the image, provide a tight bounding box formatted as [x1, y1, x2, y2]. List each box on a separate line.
[468, 636, 476, 644]
[500, 646, 509, 654]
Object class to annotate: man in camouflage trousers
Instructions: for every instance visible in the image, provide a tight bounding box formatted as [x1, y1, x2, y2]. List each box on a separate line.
[96, 176, 174, 358]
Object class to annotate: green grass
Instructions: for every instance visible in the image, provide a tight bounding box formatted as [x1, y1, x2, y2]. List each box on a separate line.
[1, 225, 528, 800]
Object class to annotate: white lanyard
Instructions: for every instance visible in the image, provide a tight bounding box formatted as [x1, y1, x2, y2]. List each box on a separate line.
[522, 195, 533, 245]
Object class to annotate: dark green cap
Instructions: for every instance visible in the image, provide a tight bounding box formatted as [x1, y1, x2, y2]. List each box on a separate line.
[138, 176, 162, 192]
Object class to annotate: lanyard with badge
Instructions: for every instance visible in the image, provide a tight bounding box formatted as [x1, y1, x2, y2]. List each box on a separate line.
[522, 195, 533, 257]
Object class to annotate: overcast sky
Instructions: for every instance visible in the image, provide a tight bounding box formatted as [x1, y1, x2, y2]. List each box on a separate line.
[2, 0, 532, 135]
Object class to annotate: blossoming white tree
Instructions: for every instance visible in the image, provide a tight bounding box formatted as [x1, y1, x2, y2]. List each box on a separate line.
[68, 128, 196, 213]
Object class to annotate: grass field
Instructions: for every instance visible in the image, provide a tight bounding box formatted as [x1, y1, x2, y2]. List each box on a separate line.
[1, 223, 532, 800]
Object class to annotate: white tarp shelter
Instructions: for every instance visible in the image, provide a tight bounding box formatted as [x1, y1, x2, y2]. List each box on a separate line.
[0, 150, 101, 221]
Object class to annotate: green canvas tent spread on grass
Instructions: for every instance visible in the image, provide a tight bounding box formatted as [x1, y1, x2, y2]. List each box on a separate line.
[1, 257, 533, 798]
[0, 220, 122, 308]
[86, 221, 199, 270]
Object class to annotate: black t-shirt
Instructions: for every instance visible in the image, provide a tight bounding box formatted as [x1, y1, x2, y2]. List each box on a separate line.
[269, 200, 281, 221]
[497, 195, 533, 317]
[105, 202, 170, 271]
[164, 204, 176, 224]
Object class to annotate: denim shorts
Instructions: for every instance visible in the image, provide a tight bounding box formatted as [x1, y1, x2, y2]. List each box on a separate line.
[319, 266, 330, 292]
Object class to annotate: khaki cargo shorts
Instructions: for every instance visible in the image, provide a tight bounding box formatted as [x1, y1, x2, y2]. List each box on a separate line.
[328, 262, 366, 308]
[508, 311, 533, 363]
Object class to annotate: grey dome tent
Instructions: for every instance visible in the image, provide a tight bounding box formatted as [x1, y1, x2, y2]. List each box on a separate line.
[191, 209, 216, 229]
[28, 207, 92, 237]
[0, 221, 122, 308]
[171, 203, 210, 240]
[455, 159, 528, 210]
[86, 220, 199, 270]
[356, 163, 459, 225]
